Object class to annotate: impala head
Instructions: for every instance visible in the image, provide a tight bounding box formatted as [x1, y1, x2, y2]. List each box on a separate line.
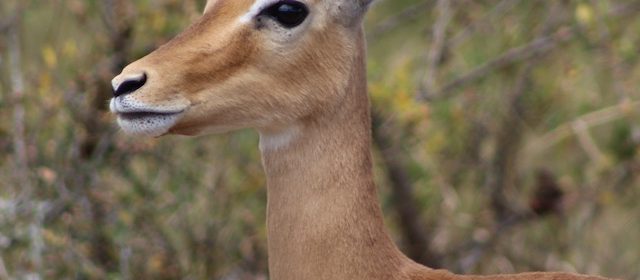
[110, 0, 374, 137]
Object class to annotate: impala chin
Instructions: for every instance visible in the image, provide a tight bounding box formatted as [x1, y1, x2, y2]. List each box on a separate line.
[116, 112, 184, 137]
[110, 97, 188, 137]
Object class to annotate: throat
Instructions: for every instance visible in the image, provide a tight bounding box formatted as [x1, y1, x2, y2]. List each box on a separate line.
[259, 125, 302, 152]
[258, 84, 407, 280]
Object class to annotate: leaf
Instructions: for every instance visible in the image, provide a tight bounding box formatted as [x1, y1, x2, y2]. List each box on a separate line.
[63, 40, 78, 58]
[575, 4, 594, 25]
[42, 46, 58, 68]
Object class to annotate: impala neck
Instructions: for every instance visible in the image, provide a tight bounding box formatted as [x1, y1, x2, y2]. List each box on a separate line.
[259, 27, 414, 279]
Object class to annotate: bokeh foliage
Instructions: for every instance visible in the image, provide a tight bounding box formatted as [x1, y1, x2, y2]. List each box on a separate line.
[1, 0, 639, 279]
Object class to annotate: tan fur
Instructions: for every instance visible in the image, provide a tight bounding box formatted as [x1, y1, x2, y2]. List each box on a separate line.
[111, 1, 617, 279]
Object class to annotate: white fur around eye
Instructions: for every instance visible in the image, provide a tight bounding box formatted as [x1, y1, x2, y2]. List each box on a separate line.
[239, 0, 281, 23]
[203, 0, 218, 13]
[240, 0, 312, 45]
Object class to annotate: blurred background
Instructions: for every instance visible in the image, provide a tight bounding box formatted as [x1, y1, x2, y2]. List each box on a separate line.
[1, 0, 639, 279]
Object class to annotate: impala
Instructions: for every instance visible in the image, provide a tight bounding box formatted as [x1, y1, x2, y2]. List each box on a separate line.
[110, 0, 614, 279]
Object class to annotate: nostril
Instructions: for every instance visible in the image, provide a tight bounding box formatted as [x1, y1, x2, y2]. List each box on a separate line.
[113, 73, 148, 97]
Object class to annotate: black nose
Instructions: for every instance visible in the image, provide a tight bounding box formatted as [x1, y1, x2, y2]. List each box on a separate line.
[113, 73, 147, 97]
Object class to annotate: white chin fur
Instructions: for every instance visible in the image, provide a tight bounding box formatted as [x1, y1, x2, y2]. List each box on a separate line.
[259, 125, 301, 152]
[117, 114, 182, 137]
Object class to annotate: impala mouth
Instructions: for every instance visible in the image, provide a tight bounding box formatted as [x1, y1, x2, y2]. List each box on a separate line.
[118, 111, 183, 121]
[115, 110, 185, 137]
[110, 98, 187, 137]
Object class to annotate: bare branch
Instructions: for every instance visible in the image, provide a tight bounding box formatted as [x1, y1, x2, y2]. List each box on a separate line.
[367, 1, 432, 40]
[486, 61, 536, 222]
[433, 27, 573, 100]
[6, 4, 30, 189]
[372, 110, 442, 268]
[572, 119, 607, 165]
[419, 0, 453, 100]
[459, 3, 566, 272]
[526, 99, 640, 156]
[447, 0, 522, 49]
[61, 0, 139, 274]
[428, 1, 640, 100]
[455, 213, 533, 273]
[0, 254, 9, 279]
[0, 14, 15, 33]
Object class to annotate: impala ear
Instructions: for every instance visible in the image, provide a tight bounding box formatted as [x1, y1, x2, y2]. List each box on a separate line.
[333, 0, 376, 26]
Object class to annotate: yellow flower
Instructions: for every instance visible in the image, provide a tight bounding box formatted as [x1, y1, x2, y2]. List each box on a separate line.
[42, 46, 58, 68]
[63, 40, 78, 58]
[576, 4, 594, 25]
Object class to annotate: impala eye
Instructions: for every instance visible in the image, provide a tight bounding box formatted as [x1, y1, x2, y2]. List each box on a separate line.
[261, 1, 309, 28]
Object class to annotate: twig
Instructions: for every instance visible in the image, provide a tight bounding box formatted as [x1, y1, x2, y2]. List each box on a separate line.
[486, 61, 537, 222]
[455, 213, 533, 273]
[367, 1, 432, 40]
[61, 0, 138, 274]
[432, 27, 573, 100]
[572, 119, 607, 165]
[371, 110, 442, 268]
[29, 203, 48, 279]
[6, 3, 30, 189]
[0, 254, 9, 279]
[119, 246, 132, 280]
[446, 0, 522, 50]
[419, 0, 453, 100]
[462, 3, 564, 272]
[428, 1, 640, 100]
[0, 14, 16, 33]
[489, 0, 567, 220]
[526, 100, 640, 156]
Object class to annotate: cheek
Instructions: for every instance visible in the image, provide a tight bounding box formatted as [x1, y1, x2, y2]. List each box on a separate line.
[221, 79, 312, 126]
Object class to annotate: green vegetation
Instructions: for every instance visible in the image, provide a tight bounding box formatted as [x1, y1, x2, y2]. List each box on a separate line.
[1, 0, 639, 279]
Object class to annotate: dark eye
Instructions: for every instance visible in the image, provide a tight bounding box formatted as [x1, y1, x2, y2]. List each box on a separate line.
[261, 1, 309, 28]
